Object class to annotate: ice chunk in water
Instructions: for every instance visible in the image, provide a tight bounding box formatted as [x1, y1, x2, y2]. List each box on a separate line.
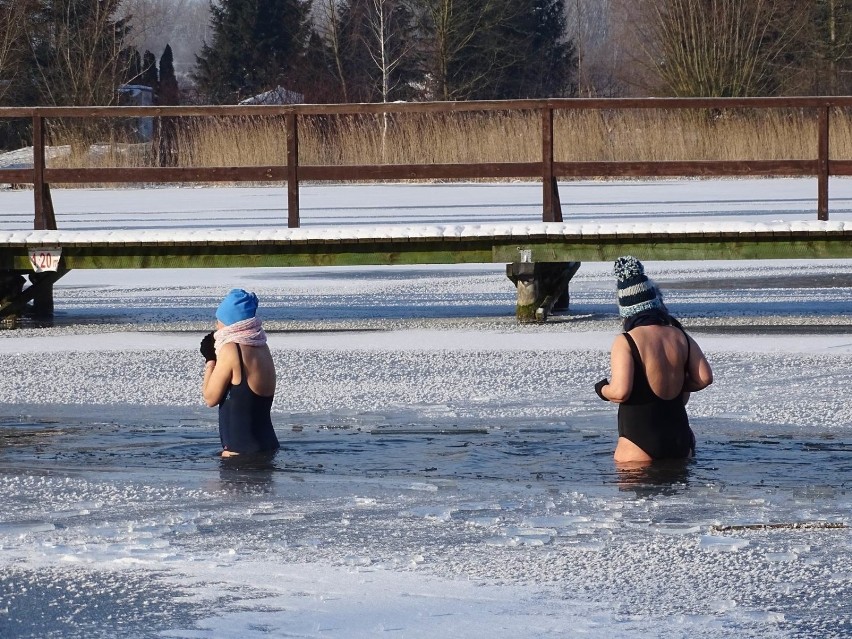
[699, 535, 750, 552]
[651, 522, 702, 535]
[765, 551, 798, 562]
[467, 516, 501, 528]
[251, 511, 304, 522]
[485, 526, 555, 547]
[523, 515, 589, 529]
[708, 599, 738, 612]
[405, 506, 454, 522]
[343, 554, 372, 567]
[407, 482, 438, 492]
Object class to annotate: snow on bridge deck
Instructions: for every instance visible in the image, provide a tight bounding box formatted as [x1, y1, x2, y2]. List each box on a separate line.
[0, 219, 851, 245]
[0, 219, 851, 271]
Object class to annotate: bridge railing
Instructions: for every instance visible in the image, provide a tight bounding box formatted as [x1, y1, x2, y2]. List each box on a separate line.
[1, 96, 850, 231]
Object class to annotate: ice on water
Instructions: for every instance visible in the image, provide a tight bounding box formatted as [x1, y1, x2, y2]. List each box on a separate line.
[0, 181, 851, 638]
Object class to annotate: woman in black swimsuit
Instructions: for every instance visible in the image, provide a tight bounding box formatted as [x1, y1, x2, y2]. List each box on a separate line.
[594, 256, 713, 464]
[200, 289, 279, 458]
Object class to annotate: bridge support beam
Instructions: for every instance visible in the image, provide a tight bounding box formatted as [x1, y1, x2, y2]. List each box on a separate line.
[0, 268, 68, 328]
[506, 261, 581, 323]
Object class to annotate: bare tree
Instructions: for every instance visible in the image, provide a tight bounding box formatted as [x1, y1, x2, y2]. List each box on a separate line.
[813, 0, 852, 94]
[627, 0, 807, 97]
[564, 0, 626, 96]
[364, 0, 412, 103]
[27, 0, 135, 107]
[0, 0, 34, 103]
[363, 0, 414, 157]
[316, 0, 351, 101]
[416, 0, 506, 101]
[789, 0, 852, 95]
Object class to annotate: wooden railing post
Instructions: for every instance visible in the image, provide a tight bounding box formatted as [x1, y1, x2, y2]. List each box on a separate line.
[286, 112, 300, 228]
[818, 104, 830, 221]
[541, 107, 562, 223]
[32, 113, 56, 230]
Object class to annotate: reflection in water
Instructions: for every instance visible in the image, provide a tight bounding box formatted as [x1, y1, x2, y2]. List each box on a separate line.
[217, 452, 278, 494]
[615, 458, 693, 496]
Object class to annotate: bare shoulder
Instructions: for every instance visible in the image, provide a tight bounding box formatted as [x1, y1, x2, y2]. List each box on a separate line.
[684, 331, 706, 353]
[612, 333, 630, 348]
[216, 342, 239, 363]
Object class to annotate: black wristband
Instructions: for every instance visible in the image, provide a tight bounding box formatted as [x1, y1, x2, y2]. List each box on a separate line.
[594, 378, 609, 401]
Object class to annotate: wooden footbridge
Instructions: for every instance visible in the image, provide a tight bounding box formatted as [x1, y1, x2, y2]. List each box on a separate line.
[1, 97, 852, 324]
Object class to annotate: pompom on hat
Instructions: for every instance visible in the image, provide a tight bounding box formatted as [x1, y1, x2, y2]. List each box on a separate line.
[613, 255, 664, 318]
[216, 288, 259, 326]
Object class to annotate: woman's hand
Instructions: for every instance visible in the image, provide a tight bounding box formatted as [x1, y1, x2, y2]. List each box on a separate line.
[594, 378, 609, 401]
[200, 332, 216, 362]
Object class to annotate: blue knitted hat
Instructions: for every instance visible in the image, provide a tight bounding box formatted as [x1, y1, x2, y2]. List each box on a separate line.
[613, 256, 663, 318]
[216, 288, 258, 325]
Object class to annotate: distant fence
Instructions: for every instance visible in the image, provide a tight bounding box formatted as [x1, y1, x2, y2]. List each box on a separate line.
[1, 96, 850, 231]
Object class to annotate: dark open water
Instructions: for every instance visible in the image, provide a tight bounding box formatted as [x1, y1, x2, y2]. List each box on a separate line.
[1, 410, 849, 491]
[0, 407, 849, 639]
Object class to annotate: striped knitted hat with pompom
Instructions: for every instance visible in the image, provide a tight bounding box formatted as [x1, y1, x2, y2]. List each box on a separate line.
[613, 255, 663, 318]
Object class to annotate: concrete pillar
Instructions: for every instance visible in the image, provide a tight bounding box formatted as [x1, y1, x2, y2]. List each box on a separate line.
[0, 271, 25, 329]
[29, 272, 55, 318]
[506, 261, 581, 323]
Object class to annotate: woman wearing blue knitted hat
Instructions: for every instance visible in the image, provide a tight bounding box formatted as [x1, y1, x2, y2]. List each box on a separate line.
[199, 288, 279, 457]
[594, 256, 713, 464]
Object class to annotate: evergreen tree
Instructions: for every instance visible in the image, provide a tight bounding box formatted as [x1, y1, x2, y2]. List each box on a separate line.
[156, 45, 181, 167]
[446, 0, 574, 100]
[498, 0, 575, 98]
[140, 50, 159, 94]
[297, 29, 341, 102]
[193, 0, 312, 103]
[158, 44, 180, 105]
[414, 0, 575, 100]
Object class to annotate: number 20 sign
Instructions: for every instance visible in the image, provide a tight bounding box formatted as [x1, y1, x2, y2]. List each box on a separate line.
[29, 247, 62, 273]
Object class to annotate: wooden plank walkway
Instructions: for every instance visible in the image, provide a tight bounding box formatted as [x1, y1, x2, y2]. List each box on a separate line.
[2, 221, 851, 270]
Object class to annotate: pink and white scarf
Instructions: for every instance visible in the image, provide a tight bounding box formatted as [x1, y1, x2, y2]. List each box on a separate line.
[214, 316, 267, 355]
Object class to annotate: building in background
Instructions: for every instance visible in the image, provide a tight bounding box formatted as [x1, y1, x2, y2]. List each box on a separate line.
[118, 84, 155, 140]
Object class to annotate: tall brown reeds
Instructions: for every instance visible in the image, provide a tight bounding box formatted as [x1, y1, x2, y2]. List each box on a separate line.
[45, 118, 152, 169]
[42, 108, 852, 178]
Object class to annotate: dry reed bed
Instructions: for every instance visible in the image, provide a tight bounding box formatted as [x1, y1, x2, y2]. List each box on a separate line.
[43, 109, 852, 177]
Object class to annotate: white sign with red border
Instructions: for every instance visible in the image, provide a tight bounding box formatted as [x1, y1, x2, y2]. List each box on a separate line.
[29, 247, 62, 272]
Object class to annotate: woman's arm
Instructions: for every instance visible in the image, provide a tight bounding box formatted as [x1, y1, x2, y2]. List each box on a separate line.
[601, 335, 634, 403]
[684, 336, 713, 392]
[202, 343, 236, 407]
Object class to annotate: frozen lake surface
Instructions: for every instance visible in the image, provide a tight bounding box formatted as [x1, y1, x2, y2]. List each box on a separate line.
[0, 182, 850, 638]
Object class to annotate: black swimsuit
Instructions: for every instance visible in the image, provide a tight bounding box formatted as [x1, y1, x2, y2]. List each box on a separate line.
[218, 344, 279, 455]
[617, 331, 695, 459]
